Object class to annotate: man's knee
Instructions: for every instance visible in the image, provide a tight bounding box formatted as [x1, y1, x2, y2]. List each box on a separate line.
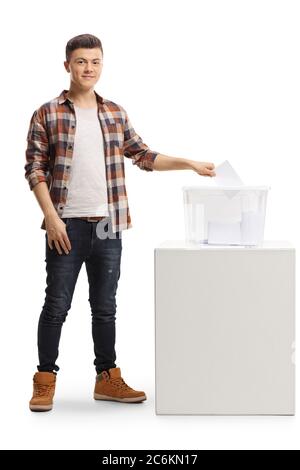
[90, 305, 116, 323]
[41, 294, 71, 325]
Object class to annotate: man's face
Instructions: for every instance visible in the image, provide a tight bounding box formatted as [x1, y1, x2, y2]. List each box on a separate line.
[64, 47, 103, 89]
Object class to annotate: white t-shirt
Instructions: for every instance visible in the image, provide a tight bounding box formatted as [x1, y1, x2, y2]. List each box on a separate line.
[61, 105, 109, 218]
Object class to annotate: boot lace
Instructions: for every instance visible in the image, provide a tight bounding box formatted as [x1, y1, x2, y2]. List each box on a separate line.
[34, 383, 54, 397]
[109, 377, 132, 391]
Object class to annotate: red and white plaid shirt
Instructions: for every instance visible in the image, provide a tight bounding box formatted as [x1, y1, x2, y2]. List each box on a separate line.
[25, 89, 159, 232]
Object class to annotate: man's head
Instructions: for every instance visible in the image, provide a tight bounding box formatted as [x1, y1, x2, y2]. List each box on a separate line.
[64, 34, 103, 90]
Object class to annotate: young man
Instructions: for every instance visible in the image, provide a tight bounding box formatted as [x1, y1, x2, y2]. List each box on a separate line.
[25, 33, 216, 412]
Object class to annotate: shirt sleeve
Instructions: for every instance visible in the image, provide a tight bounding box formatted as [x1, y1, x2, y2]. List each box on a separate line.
[122, 108, 159, 172]
[24, 108, 50, 190]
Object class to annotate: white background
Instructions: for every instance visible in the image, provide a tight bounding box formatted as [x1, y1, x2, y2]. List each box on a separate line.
[0, 0, 299, 450]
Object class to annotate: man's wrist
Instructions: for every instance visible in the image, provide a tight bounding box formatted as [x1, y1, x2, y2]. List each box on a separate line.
[187, 159, 197, 171]
[44, 208, 58, 219]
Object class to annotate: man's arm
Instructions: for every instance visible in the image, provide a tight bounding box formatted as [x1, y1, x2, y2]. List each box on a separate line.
[32, 182, 71, 255]
[24, 109, 71, 255]
[122, 109, 159, 171]
[121, 107, 215, 176]
[32, 181, 57, 218]
[24, 109, 51, 190]
[153, 154, 216, 176]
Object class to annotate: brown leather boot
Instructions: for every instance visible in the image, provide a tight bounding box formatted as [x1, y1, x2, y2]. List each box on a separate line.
[29, 372, 56, 411]
[94, 367, 147, 403]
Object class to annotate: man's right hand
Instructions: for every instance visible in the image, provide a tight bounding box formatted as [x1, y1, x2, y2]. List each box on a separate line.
[45, 213, 72, 255]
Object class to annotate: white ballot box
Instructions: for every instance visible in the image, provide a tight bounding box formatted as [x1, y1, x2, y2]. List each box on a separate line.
[183, 186, 269, 246]
[155, 241, 295, 415]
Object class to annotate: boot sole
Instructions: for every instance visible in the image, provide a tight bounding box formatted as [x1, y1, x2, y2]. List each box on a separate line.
[94, 393, 147, 403]
[29, 404, 53, 412]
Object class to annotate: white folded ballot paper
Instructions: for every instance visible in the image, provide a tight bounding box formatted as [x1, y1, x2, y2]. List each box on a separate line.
[207, 220, 241, 245]
[213, 159, 244, 187]
[208, 160, 248, 245]
[202, 160, 267, 245]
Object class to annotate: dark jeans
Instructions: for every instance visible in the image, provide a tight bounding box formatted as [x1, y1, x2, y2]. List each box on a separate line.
[37, 217, 122, 375]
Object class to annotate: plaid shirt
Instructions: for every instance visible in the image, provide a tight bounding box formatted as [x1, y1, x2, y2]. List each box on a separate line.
[25, 89, 159, 232]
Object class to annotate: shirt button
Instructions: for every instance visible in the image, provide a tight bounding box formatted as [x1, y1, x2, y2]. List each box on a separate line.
[66, 165, 70, 169]
[71, 125, 75, 129]
[68, 144, 73, 150]
[64, 186, 67, 190]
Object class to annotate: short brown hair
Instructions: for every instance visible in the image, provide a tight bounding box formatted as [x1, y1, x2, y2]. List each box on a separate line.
[66, 34, 103, 62]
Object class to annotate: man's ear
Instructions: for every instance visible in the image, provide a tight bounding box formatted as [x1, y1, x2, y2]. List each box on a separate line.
[63, 61, 70, 73]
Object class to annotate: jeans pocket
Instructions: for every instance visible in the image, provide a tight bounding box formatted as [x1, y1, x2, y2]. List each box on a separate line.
[62, 218, 70, 229]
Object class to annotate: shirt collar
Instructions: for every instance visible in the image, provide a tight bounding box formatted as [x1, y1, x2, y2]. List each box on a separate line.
[58, 89, 104, 105]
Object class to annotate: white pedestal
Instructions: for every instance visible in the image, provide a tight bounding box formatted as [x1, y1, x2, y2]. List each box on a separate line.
[155, 241, 295, 415]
